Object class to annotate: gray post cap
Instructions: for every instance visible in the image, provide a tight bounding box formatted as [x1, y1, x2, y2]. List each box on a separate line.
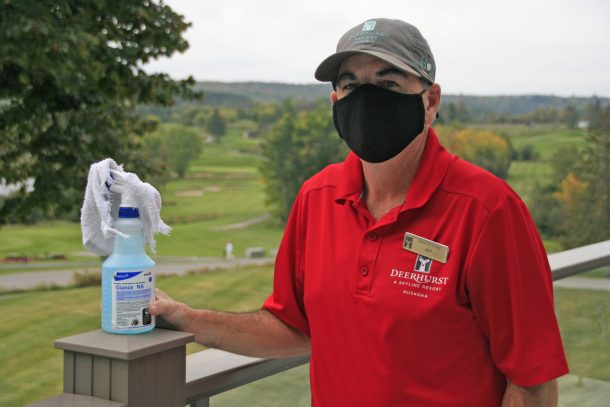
[314, 18, 436, 84]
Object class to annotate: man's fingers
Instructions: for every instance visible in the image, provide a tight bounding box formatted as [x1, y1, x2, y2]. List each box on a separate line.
[149, 299, 171, 316]
[155, 288, 173, 301]
[150, 288, 174, 316]
[149, 297, 190, 333]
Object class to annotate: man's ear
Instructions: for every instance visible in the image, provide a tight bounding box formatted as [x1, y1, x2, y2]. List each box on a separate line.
[330, 91, 338, 104]
[425, 83, 441, 126]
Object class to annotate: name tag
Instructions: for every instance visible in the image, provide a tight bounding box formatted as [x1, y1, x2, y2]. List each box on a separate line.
[403, 232, 449, 263]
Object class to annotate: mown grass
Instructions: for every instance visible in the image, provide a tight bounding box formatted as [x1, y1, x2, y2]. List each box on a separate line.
[498, 125, 586, 160]
[0, 221, 84, 260]
[0, 122, 283, 261]
[0, 266, 306, 407]
[554, 287, 610, 380]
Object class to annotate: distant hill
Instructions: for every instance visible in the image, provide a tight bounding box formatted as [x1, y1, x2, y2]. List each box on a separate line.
[196, 81, 610, 116]
[442, 94, 609, 116]
[195, 81, 331, 107]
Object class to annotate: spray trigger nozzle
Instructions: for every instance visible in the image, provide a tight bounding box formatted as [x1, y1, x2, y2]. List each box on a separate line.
[108, 169, 128, 194]
[107, 169, 138, 209]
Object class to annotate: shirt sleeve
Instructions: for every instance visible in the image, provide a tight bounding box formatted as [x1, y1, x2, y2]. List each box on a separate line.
[465, 195, 569, 387]
[262, 190, 310, 337]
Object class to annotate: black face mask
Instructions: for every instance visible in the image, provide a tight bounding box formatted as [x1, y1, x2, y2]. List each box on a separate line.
[332, 84, 426, 163]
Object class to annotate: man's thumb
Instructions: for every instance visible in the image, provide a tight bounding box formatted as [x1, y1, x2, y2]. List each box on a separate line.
[149, 300, 171, 316]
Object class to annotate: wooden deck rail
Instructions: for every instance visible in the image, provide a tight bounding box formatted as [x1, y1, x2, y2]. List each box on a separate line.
[29, 239, 610, 406]
[547, 239, 610, 281]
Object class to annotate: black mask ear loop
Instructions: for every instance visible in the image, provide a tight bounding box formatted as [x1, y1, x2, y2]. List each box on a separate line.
[418, 85, 439, 120]
[417, 87, 438, 119]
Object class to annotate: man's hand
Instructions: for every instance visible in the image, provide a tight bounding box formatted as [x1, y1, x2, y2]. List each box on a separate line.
[501, 379, 558, 407]
[150, 288, 193, 331]
[149, 288, 310, 359]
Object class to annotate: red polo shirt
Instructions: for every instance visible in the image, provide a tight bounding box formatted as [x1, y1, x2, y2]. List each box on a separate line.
[263, 128, 568, 406]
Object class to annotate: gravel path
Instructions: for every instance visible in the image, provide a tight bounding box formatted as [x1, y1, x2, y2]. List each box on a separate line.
[0, 257, 275, 290]
[552, 276, 610, 291]
[1, 261, 608, 292]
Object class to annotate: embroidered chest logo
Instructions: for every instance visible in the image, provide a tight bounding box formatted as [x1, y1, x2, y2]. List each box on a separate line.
[392, 232, 451, 299]
[414, 255, 432, 273]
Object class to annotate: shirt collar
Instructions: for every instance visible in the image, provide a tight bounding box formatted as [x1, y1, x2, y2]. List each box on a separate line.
[335, 127, 452, 212]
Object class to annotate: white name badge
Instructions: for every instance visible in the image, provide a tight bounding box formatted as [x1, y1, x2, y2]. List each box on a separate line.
[403, 232, 449, 263]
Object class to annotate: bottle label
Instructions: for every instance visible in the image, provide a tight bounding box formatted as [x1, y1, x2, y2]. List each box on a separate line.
[111, 270, 155, 329]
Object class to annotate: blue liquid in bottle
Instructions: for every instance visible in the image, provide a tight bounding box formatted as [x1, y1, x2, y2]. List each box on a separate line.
[102, 207, 155, 334]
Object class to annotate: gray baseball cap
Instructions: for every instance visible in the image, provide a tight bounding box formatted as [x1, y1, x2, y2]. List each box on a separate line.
[314, 18, 436, 84]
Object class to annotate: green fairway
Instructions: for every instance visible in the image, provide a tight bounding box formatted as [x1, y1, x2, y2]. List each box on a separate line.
[0, 122, 284, 262]
[507, 160, 553, 204]
[481, 124, 587, 204]
[499, 125, 586, 160]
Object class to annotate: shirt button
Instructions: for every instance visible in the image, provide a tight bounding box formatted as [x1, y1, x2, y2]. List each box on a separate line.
[368, 232, 378, 241]
[360, 266, 369, 276]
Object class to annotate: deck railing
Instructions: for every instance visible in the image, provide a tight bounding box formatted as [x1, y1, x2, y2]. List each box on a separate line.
[29, 240, 610, 407]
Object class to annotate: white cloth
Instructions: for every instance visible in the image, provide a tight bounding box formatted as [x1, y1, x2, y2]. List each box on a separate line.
[80, 158, 171, 256]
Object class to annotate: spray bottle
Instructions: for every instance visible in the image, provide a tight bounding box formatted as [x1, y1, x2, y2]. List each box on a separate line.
[101, 169, 155, 334]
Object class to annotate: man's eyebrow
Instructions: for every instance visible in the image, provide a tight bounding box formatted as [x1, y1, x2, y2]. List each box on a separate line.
[336, 72, 356, 83]
[376, 67, 409, 78]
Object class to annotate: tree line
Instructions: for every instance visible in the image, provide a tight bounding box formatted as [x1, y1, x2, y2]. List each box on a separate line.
[531, 100, 610, 248]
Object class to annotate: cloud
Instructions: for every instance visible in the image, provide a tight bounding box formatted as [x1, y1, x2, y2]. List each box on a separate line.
[145, 0, 610, 96]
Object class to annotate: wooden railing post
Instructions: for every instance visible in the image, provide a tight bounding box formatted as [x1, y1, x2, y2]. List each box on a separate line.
[53, 328, 194, 407]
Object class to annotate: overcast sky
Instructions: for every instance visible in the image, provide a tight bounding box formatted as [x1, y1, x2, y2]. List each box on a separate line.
[144, 0, 610, 97]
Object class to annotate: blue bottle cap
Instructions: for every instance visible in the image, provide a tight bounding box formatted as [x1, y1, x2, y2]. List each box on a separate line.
[118, 207, 140, 218]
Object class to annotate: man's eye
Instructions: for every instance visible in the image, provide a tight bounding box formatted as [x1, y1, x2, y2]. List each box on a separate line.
[342, 83, 358, 91]
[381, 81, 399, 88]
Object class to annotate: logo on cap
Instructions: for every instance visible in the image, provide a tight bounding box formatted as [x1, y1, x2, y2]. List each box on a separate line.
[362, 20, 376, 31]
[420, 56, 434, 76]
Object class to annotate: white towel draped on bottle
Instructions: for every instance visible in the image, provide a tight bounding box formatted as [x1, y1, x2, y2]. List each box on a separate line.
[80, 158, 171, 256]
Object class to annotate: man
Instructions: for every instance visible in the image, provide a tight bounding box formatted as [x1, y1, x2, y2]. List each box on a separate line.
[150, 18, 568, 406]
[224, 240, 234, 259]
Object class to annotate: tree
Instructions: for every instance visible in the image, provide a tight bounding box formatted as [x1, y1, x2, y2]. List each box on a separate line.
[206, 108, 227, 140]
[554, 104, 610, 247]
[530, 146, 582, 242]
[177, 105, 202, 126]
[436, 126, 512, 179]
[517, 144, 540, 161]
[0, 0, 200, 223]
[561, 105, 579, 129]
[553, 174, 592, 247]
[260, 105, 347, 223]
[438, 100, 471, 124]
[550, 146, 581, 185]
[530, 182, 563, 238]
[142, 123, 202, 179]
[586, 98, 603, 130]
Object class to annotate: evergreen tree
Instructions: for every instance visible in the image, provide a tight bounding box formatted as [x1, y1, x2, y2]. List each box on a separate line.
[206, 108, 227, 140]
